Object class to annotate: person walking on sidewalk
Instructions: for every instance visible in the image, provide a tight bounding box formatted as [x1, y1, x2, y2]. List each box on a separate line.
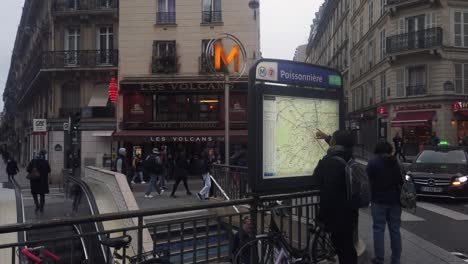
[131, 154, 145, 184]
[6, 157, 19, 182]
[195, 151, 211, 200]
[312, 130, 358, 264]
[366, 141, 403, 264]
[27, 150, 51, 213]
[115, 148, 128, 175]
[392, 132, 406, 162]
[170, 151, 192, 198]
[144, 148, 164, 198]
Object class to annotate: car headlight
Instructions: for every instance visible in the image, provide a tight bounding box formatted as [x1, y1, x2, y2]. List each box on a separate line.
[457, 176, 468, 183]
[405, 175, 412, 181]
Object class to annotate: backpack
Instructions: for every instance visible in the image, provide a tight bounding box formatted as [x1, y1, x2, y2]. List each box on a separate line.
[144, 155, 163, 175]
[398, 162, 417, 210]
[333, 157, 371, 209]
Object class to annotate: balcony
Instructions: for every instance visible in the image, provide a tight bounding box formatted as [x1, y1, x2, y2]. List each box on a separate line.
[406, 85, 426, 96]
[156, 12, 176, 24]
[152, 55, 178, 74]
[59, 107, 115, 119]
[202, 11, 222, 24]
[43, 50, 118, 69]
[52, 0, 118, 14]
[386, 0, 440, 13]
[386, 27, 442, 55]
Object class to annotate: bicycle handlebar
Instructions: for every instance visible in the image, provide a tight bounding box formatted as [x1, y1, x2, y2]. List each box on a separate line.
[42, 249, 61, 261]
[21, 248, 42, 263]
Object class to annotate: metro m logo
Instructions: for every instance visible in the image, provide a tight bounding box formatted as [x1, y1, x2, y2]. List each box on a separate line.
[214, 42, 240, 73]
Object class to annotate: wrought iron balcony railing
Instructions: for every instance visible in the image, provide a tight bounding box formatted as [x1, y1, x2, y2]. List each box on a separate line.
[43, 50, 118, 69]
[386, 27, 442, 54]
[202, 11, 222, 23]
[151, 55, 177, 74]
[156, 12, 176, 24]
[406, 85, 427, 96]
[386, 0, 425, 5]
[52, 0, 118, 13]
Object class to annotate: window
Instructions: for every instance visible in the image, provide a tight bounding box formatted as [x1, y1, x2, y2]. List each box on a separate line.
[368, 41, 374, 68]
[455, 63, 468, 94]
[359, 49, 364, 74]
[352, 89, 356, 111]
[152, 41, 177, 74]
[368, 80, 375, 105]
[380, 73, 386, 101]
[152, 94, 220, 122]
[360, 16, 364, 38]
[202, 0, 222, 23]
[396, 68, 405, 97]
[67, 0, 79, 10]
[425, 12, 436, 29]
[369, 0, 374, 29]
[62, 82, 80, 110]
[98, 0, 114, 8]
[407, 65, 426, 96]
[380, 0, 386, 16]
[454, 11, 468, 47]
[96, 26, 114, 64]
[64, 28, 80, 65]
[380, 29, 386, 60]
[157, 0, 176, 24]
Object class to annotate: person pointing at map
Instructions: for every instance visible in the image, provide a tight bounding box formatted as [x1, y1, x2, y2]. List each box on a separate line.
[313, 129, 358, 264]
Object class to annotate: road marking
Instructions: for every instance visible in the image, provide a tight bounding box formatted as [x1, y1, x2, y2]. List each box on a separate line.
[401, 211, 425, 221]
[418, 202, 468, 220]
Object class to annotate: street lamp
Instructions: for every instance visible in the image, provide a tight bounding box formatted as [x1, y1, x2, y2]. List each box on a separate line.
[248, 0, 259, 19]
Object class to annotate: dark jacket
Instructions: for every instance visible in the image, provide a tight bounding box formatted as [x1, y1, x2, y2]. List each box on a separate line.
[366, 155, 403, 205]
[27, 158, 51, 195]
[115, 154, 128, 175]
[313, 146, 358, 232]
[393, 136, 403, 150]
[6, 160, 19, 175]
[174, 154, 189, 179]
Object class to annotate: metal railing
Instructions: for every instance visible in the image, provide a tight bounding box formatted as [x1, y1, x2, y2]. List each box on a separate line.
[152, 56, 178, 74]
[0, 190, 320, 264]
[386, 0, 426, 5]
[43, 50, 118, 68]
[211, 164, 249, 200]
[156, 12, 176, 24]
[406, 85, 427, 96]
[386, 27, 442, 54]
[202, 11, 222, 23]
[52, 0, 118, 12]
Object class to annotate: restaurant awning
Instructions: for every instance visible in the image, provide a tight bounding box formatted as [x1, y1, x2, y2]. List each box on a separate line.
[112, 130, 248, 143]
[391, 111, 435, 127]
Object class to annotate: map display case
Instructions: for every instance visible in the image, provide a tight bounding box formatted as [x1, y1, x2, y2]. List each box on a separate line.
[248, 59, 344, 193]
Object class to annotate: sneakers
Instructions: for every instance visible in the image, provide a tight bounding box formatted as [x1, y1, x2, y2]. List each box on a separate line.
[141, 181, 146, 184]
[131, 181, 135, 184]
[144, 194, 154, 198]
[159, 189, 165, 195]
[196, 193, 203, 200]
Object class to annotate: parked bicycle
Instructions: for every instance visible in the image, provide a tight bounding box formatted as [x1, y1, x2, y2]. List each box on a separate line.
[100, 234, 172, 264]
[19, 246, 61, 263]
[233, 202, 336, 264]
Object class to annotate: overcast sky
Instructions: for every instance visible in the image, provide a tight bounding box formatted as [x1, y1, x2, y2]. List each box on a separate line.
[0, 0, 321, 110]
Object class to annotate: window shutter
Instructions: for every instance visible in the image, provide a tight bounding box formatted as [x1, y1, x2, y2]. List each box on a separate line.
[425, 12, 436, 29]
[396, 68, 405, 97]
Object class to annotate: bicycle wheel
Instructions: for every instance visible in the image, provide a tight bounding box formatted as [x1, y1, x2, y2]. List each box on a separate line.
[233, 237, 290, 264]
[309, 227, 336, 263]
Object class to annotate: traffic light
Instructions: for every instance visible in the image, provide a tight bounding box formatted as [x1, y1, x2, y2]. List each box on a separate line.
[71, 111, 81, 131]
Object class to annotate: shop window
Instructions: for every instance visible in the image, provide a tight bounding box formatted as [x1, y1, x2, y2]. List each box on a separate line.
[152, 94, 220, 122]
[152, 41, 177, 74]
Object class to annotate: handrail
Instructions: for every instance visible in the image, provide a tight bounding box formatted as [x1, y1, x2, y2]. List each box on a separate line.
[72, 225, 89, 261]
[10, 177, 27, 245]
[209, 175, 240, 213]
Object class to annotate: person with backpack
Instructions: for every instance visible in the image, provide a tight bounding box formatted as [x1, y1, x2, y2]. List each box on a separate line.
[6, 157, 19, 182]
[313, 130, 359, 264]
[170, 150, 192, 198]
[27, 150, 51, 213]
[144, 148, 164, 198]
[366, 141, 404, 264]
[131, 154, 145, 184]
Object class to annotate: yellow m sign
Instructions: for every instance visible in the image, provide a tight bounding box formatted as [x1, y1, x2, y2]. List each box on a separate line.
[214, 42, 240, 73]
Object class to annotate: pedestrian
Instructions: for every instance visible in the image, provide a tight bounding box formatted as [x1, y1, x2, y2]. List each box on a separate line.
[6, 157, 19, 182]
[159, 145, 168, 189]
[144, 148, 164, 198]
[170, 151, 192, 198]
[429, 131, 440, 147]
[195, 151, 211, 200]
[115, 148, 128, 175]
[232, 216, 254, 263]
[27, 150, 51, 213]
[392, 132, 406, 162]
[131, 154, 145, 184]
[366, 141, 403, 264]
[312, 130, 358, 264]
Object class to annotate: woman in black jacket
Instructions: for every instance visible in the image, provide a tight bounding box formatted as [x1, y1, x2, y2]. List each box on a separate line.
[366, 141, 403, 264]
[170, 151, 192, 197]
[6, 158, 19, 181]
[27, 150, 51, 213]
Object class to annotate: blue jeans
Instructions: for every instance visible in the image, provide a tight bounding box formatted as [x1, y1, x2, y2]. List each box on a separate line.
[145, 174, 162, 195]
[132, 171, 144, 182]
[199, 173, 211, 199]
[371, 203, 402, 264]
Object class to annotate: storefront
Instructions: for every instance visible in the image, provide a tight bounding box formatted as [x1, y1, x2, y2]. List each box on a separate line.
[347, 107, 379, 153]
[114, 78, 248, 163]
[453, 101, 468, 145]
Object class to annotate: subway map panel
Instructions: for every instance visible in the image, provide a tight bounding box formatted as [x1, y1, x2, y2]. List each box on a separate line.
[263, 95, 339, 179]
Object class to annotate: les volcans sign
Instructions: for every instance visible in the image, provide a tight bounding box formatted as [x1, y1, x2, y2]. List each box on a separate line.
[205, 33, 248, 79]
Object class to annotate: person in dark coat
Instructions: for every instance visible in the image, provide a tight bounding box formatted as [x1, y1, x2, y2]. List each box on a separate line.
[27, 150, 51, 213]
[6, 158, 19, 182]
[170, 151, 192, 198]
[312, 130, 358, 264]
[392, 132, 406, 162]
[366, 141, 403, 264]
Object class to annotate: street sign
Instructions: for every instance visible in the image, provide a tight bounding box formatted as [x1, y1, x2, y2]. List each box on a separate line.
[33, 119, 47, 133]
[63, 122, 70, 131]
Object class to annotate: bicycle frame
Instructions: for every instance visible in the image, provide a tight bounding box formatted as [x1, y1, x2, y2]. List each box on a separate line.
[20, 246, 61, 263]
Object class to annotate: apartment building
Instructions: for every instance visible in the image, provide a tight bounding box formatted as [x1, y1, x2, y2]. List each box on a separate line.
[308, 0, 468, 156]
[6, 0, 119, 181]
[114, 0, 260, 160]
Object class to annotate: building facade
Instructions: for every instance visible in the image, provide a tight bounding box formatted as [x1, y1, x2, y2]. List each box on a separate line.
[307, 0, 468, 156]
[5, 0, 119, 181]
[115, 0, 260, 161]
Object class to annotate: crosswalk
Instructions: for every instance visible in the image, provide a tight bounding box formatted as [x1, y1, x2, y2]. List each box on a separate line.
[392, 202, 468, 222]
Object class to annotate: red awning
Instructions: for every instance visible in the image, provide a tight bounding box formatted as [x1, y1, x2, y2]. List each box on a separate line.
[391, 111, 435, 127]
[112, 130, 248, 143]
